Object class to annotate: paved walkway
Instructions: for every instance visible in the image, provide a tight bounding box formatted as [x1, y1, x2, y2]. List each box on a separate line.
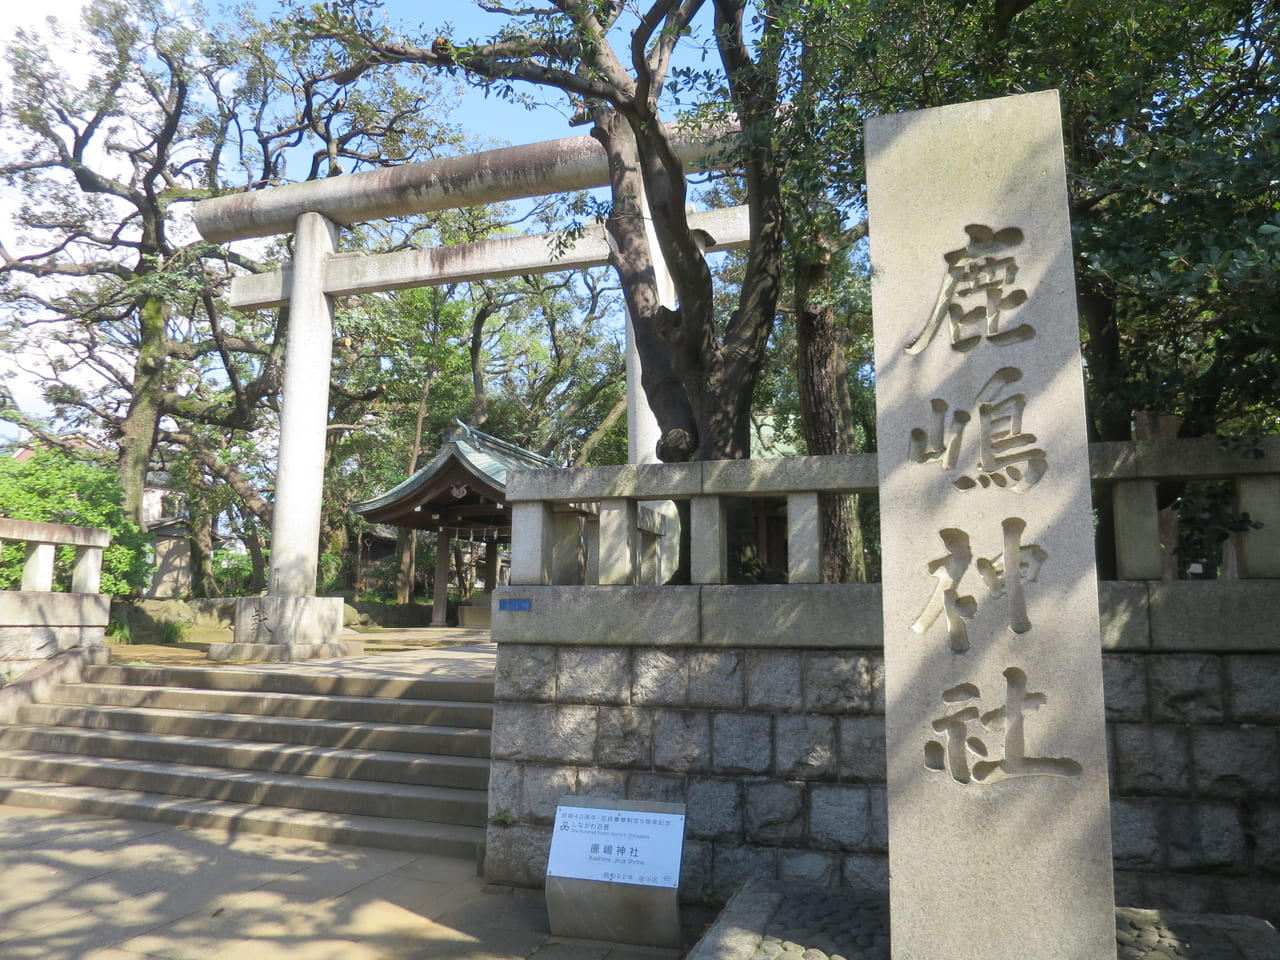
[0, 805, 666, 960]
[110, 627, 497, 671]
[236, 635, 499, 681]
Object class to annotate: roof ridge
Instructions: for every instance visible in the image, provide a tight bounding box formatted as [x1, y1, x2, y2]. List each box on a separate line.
[450, 419, 557, 469]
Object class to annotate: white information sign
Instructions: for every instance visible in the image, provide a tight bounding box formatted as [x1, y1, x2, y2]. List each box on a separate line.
[546, 805, 685, 888]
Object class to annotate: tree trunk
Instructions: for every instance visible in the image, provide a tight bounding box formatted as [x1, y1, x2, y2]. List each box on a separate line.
[452, 542, 473, 601]
[469, 302, 496, 428]
[189, 500, 217, 599]
[592, 111, 701, 463]
[397, 373, 432, 603]
[353, 532, 366, 602]
[190, 446, 274, 526]
[1079, 284, 1130, 442]
[592, 106, 782, 464]
[117, 296, 168, 529]
[1079, 282, 1128, 579]
[242, 515, 268, 593]
[794, 242, 866, 582]
[396, 528, 416, 604]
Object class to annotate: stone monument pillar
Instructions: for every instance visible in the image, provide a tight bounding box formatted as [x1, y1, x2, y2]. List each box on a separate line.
[219, 212, 349, 659]
[867, 90, 1115, 960]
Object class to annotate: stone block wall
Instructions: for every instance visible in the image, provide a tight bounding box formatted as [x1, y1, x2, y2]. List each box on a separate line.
[487, 643, 891, 896]
[1106, 651, 1280, 922]
[485, 581, 1280, 924]
[0, 594, 110, 681]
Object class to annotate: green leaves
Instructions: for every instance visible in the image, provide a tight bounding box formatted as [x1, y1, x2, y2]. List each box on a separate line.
[0, 449, 152, 596]
[751, 0, 1279, 438]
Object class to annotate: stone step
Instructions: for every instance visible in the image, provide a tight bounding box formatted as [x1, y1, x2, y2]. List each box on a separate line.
[0, 750, 489, 825]
[0, 777, 485, 858]
[0, 724, 491, 790]
[81, 663, 495, 704]
[44, 682, 494, 729]
[17, 702, 491, 757]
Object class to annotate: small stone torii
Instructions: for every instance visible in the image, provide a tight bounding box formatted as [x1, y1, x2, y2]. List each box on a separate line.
[191, 130, 749, 655]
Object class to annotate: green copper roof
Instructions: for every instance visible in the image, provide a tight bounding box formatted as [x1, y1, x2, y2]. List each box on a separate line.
[351, 421, 555, 517]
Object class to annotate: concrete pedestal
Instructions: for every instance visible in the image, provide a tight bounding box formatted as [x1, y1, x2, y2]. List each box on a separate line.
[544, 796, 684, 949]
[545, 875, 681, 949]
[213, 596, 361, 662]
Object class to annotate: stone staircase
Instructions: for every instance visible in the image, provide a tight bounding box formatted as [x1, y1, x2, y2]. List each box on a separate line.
[0, 663, 492, 859]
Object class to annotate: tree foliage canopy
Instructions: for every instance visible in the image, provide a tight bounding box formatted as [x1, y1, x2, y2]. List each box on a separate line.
[0, 449, 151, 596]
[756, 0, 1279, 438]
[0, 0, 472, 528]
[1, 0, 630, 596]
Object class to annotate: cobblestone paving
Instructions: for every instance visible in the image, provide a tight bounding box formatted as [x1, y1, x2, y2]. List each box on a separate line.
[736, 890, 1276, 960]
[750, 888, 889, 960]
[1113, 908, 1270, 960]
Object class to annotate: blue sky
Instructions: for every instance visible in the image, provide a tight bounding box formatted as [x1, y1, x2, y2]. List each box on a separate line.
[347, 1, 599, 149]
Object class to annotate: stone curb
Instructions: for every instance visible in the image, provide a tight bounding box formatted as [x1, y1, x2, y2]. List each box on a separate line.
[686, 880, 784, 960]
[0, 645, 110, 723]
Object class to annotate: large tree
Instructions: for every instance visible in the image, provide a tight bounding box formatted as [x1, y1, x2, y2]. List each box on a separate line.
[761, 0, 1278, 575]
[306, 0, 795, 465]
[300, 0, 891, 582]
[0, 0, 468, 529]
[762, 0, 1278, 441]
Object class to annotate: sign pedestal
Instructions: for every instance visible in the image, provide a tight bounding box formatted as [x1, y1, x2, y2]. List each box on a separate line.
[545, 796, 685, 948]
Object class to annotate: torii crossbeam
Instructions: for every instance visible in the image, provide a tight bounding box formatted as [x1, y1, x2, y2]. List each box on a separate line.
[192, 129, 749, 653]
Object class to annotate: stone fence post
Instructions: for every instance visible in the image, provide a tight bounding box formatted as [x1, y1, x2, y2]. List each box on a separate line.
[0, 518, 111, 673]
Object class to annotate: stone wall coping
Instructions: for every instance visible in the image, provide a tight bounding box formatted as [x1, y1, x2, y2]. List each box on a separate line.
[0, 518, 110, 548]
[1091, 436, 1280, 481]
[493, 580, 1280, 652]
[506, 455, 880, 503]
[0, 592, 111, 627]
[505, 438, 1277, 505]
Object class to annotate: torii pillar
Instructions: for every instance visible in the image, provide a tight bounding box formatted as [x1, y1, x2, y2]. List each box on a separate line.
[214, 213, 351, 658]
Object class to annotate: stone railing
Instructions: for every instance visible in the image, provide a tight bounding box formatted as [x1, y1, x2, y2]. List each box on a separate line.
[508, 437, 1280, 588]
[508, 455, 877, 588]
[0, 518, 112, 672]
[1091, 436, 1280, 580]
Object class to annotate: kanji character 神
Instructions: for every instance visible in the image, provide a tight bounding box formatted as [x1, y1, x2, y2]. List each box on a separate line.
[911, 519, 1048, 651]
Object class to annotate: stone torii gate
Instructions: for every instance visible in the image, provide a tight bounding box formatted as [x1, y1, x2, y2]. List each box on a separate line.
[192, 131, 749, 655]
